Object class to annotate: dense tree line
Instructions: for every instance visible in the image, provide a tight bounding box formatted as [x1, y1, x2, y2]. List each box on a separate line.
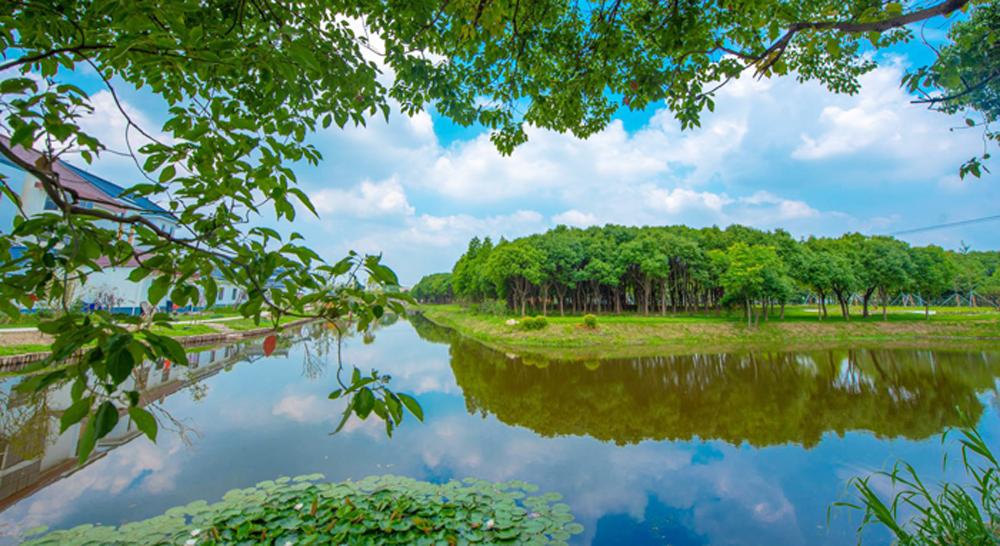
[415, 225, 1000, 325]
[410, 273, 453, 304]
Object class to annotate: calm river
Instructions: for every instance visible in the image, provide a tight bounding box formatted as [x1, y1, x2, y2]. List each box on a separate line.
[2, 315, 1000, 545]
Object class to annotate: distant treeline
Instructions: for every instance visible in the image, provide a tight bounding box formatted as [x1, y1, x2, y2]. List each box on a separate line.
[411, 224, 1000, 324]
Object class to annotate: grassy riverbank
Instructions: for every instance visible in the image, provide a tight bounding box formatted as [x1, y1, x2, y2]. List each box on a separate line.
[0, 315, 302, 359]
[417, 304, 1000, 358]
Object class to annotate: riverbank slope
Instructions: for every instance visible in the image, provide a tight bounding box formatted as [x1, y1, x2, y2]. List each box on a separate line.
[417, 304, 1000, 358]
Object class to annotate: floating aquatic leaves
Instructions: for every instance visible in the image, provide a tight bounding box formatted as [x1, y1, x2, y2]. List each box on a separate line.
[21, 474, 583, 545]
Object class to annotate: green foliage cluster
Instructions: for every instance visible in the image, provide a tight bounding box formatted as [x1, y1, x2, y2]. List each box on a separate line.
[903, 2, 1000, 178]
[410, 273, 453, 303]
[839, 421, 1000, 545]
[328, 367, 424, 438]
[20, 474, 583, 545]
[520, 316, 549, 331]
[583, 314, 598, 328]
[420, 224, 998, 326]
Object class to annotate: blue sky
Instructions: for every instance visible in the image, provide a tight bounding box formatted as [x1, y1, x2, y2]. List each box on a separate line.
[56, 31, 998, 287]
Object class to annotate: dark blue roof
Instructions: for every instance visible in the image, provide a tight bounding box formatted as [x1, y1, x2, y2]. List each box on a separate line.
[64, 163, 170, 216]
[0, 154, 22, 171]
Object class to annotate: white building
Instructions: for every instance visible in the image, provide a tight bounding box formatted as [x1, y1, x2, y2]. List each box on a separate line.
[0, 137, 244, 314]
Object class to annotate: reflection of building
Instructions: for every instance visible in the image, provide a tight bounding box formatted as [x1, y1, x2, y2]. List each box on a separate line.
[0, 338, 287, 512]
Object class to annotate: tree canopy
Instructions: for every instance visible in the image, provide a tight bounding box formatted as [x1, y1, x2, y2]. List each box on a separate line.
[427, 223, 997, 322]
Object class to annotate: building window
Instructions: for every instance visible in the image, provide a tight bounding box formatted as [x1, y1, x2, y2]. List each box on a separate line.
[232, 288, 238, 301]
[43, 198, 58, 211]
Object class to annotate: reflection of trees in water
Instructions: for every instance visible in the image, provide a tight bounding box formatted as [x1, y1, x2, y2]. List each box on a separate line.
[448, 337, 1000, 448]
[298, 314, 406, 381]
[409, 314, 455, 346]
[0, 389, 52, 461]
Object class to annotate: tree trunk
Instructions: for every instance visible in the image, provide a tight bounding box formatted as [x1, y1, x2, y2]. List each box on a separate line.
[780, 302, 785, 319]
[834, 291, 850, 321]
[862, 287, 875, 318]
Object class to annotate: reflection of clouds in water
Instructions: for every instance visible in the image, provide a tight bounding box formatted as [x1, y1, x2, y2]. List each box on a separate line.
[336, 326, 458, 396]
[269, 387, 391, 441]
[272, 394, 327, 424]
[405, 413, 799, 545]
[11, 438, 183, 531]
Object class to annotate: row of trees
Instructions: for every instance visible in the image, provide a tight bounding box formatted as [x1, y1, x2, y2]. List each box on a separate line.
[413, 224, 1000, 325]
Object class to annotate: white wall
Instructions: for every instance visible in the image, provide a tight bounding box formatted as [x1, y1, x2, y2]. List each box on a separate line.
[0, 163, 24, 235]
[79, 267, 152, 314]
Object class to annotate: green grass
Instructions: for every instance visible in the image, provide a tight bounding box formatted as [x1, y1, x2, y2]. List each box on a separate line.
[0, 315, 44, 329]
[416, 304, 1000, 359]
[178, 306, 244, 320]
[0, 343, 50, 356]
[151, 323, 221, 337]
[222, 316, 299, 331]
[837, 421, 1000, 544]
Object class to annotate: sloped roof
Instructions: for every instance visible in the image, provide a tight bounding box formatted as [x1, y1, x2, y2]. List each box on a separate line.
[63, 163, 170, 216]
[0, 136, 171, 217]
[0, 136, 119, 208]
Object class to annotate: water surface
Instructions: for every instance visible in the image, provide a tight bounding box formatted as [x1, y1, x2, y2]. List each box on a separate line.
[1, 317, 999, 545]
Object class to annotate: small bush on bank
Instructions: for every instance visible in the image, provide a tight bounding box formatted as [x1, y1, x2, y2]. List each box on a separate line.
[521, 316, 549, 330]
[583, 314, 598, 328]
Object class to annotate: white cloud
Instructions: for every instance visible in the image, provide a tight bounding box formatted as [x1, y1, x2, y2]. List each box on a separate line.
[310, 177, 415, 218]
[551, 209, 598, 227]
[739, 191, 820, 220]
[644, 187, 734, 214]
[72, 90, 174, 167]
[790, 58, 963, 167]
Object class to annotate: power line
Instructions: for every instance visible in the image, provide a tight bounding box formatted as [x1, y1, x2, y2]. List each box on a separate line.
[887, 214, 1000, 236]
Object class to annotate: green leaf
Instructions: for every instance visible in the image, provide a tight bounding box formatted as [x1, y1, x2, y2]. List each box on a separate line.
[397, 393, 423, 422]
[77, 415, 98, 465]
[129, 406, 158, 442]
[21, 525, 48, 537]
[148, 275, 171, 305]
[93, 401, 120, 440]
[106, 347, 135, 385]
[145, 332, 189, 366]
[60, 396, 93, 434]
[353, 388, 375, 419]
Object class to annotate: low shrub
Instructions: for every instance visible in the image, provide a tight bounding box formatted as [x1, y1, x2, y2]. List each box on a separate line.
[521, 316, 549, 330]
[583, 314, 598, 328]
